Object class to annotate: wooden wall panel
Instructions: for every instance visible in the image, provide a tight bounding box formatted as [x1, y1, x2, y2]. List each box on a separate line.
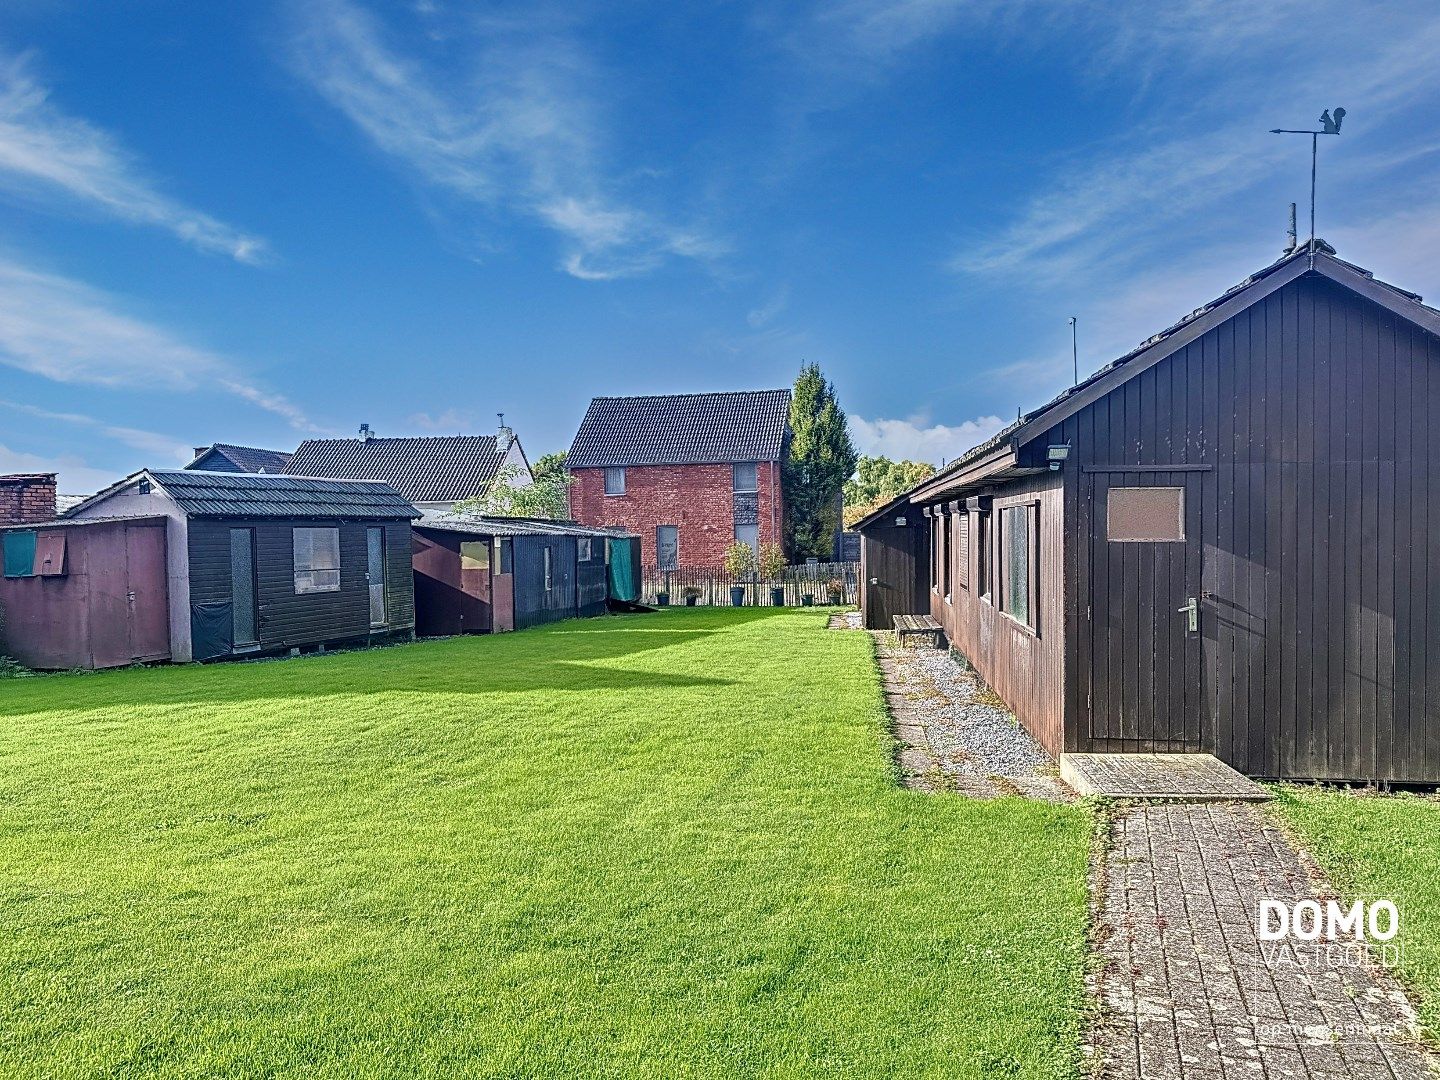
[928, 472, 1065, 758]
[1029, 273, 1437, 782]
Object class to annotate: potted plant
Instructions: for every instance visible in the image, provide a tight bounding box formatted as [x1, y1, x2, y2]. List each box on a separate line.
[800, 593, 814, 606]
[825, 576, 846, 605]
[681, 585, 702, 607]
[723, 541, 756, 607]
[758, 542, 787, 606]
[655, 589, 670, 606]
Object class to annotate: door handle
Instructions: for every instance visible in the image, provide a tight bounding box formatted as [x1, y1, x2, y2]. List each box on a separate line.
[1177, 596, 1198, 632]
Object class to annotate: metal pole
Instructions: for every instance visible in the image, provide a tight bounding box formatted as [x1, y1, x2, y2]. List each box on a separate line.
[1069, 317, 1078, 385]
[1310, 133, 1317, 241]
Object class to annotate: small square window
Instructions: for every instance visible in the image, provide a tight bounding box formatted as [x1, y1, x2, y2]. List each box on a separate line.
[604, 467, 626, 495]
[1107, 487, 1184, 542]
[293, 526, 341, 593]
[733, 462, 758, 493]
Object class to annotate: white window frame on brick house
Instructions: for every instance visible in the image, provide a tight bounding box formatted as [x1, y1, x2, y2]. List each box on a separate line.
[604, 467, 626, 495]
[733, 462, 758, 493]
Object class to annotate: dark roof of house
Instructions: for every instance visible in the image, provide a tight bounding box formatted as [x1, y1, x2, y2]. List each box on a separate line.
[850, 489, 920, 532]
[911, 239, 1440, 502]
[566, 389, 791, 468]
[186, 443, 293, 474]
[417, 514, 632, 538]
[285, 435, 510, 502]
[62, 470, 419, 520]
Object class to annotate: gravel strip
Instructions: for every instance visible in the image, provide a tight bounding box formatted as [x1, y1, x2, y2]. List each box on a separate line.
[873, 631, 1072, 802]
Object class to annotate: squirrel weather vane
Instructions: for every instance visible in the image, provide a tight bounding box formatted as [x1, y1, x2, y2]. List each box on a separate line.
[1270, 108, 1346, 244]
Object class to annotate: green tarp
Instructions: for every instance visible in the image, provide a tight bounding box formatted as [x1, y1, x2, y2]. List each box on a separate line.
[2, 530, 35, 578]
[606, 537, 638, 602]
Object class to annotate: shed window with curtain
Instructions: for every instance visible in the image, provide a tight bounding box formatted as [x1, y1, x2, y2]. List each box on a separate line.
[293, 527, 341, 593]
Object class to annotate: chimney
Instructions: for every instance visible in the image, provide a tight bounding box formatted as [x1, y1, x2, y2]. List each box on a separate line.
[359, 423, 373, 442]
[0, 473, 57, 525]
[497, 412, 514, 450]
[1283, 202, 1298, 255]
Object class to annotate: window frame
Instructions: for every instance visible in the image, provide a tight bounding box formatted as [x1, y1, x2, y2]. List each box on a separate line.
[292, 526, 341, 595]
[578, 537, 592, 562]
[543, 546, 554, 591]
[976, 510, 993, 604]
[655, 524, 679, 570]
[998, 502, 1039, 633]
[941, 511, 952, 602]
[734, 521, 759, 554]
[604, 467, 626, 496]
[732, 462, 758, 494]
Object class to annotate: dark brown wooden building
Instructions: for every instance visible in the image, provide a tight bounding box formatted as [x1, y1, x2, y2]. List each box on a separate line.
[854, 494, 931, 630]
[909, 240, 1440, 784]
[65, 470, 419, 662]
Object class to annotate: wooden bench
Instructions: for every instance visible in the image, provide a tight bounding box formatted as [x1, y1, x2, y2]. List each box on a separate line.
[893, 614, 944, 648]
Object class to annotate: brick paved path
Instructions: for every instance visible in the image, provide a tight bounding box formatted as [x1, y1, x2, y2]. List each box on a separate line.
[1094, 803, 1436, 1079]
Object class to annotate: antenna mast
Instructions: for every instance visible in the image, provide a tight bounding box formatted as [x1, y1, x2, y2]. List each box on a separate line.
[1270, 108, 1346, 243]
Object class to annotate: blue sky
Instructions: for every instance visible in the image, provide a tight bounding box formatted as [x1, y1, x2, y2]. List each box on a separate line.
[2, 1, 1439, 494]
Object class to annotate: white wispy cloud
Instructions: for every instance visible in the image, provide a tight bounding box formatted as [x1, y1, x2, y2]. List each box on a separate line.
[0, 256, 313, 430]
[0, 50, 268, 263]
[945, 5, 1440, 284]
[288, 0, 722, 279]
[0, 398, 192, 462]
[850, 413, 1005, 466]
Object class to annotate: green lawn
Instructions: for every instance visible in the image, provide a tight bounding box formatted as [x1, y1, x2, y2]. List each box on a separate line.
[1271, 787, 1440, 1040]
[0, 608, 1090, 1078]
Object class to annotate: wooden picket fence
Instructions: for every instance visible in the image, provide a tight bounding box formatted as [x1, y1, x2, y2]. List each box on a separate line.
[639, 562, 860, 607]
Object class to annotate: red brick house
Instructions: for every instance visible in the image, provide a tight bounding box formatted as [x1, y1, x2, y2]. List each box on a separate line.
[567, 390, 791, 568]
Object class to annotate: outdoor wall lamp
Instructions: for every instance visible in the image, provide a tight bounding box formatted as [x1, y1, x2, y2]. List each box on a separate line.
[1046, 444, 1071, 471]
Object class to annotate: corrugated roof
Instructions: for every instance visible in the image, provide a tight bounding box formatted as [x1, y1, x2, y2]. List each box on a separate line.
[566, 389, 791, 468]
[149, 470, 419, 519]
[285, 435, 510, 502]
[418, 513, 632, 538]
[186, 443, 293, 474]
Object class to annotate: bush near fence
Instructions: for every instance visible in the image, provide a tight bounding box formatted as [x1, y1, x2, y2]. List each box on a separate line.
[639, 563, 859, 606]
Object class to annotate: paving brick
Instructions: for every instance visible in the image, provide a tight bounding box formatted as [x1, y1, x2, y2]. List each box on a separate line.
[1092, 804, 1437, 1080]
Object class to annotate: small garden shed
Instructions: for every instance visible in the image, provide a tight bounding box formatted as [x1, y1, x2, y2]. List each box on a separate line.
[413, 516, 629, 635]
[853, 494, 930, 631]
[65, 470, 419, 661]
[0, 516, 170, 670]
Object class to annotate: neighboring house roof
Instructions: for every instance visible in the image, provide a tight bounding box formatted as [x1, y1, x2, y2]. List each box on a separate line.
[66, 470, 419, 520]
[186, 443, 293, 474]
[286, 435, 514, 503]
[566, 389, 792, 468]
[850, 490, 920, 532]
[910, 239, 1440, 503]
[417, 514, 633, 538]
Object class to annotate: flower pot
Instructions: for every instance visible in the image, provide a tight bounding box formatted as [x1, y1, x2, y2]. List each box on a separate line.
[730, 586, 746, 607]
[656, 592, 670, 607]
[801, 594, 814, 606]
[827, 592, 844, 606]
[770, 587, 785, 606]
[684, 596, 698, 606]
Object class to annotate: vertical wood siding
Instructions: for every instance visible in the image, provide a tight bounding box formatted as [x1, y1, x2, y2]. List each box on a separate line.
[928, 472, 1066, 757]
[858, 515, 931, 629]
[1035, 273, 1438, 782]
[188, 518, 414, 655]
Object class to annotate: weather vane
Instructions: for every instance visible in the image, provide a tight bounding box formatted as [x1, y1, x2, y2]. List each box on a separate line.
[1270, 108, 1346, 244]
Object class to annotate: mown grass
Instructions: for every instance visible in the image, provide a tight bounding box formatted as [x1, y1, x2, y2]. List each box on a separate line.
[0, 608, 1090, 1078]
[1271, 786, 1440, 1039]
